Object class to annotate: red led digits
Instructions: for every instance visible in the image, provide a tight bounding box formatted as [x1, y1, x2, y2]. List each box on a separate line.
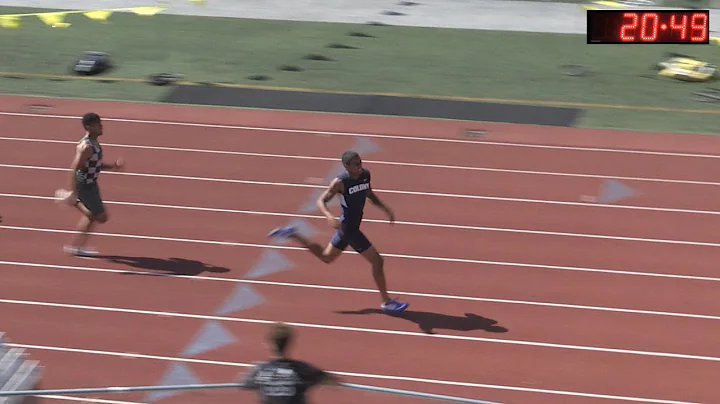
[691, 12, 708, 41]
[620, 12, 638, 41]
[588, 10, 709, 44]
[620, 12, 660, 41]
[669, 14, 688, 39]
[640, 12, 659, 41]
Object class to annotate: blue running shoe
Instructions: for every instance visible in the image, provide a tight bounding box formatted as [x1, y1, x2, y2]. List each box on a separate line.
[267, 226, 297, 238]
[381, 299, 409, 313]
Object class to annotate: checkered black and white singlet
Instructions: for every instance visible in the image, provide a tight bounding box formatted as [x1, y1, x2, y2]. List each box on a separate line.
[75, 136, 103, 185]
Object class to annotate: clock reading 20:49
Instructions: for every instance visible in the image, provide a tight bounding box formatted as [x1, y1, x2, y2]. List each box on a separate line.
[587, 10, 710, 44]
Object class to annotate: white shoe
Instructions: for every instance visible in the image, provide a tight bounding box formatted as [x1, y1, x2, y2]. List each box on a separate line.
[55, 189, 76, 205]
[63, 245, 99, 257]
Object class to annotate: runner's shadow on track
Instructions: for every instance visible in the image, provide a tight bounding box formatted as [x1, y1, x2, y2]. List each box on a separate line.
[99, 255, 230, 276]
[335, 309, 508, 335]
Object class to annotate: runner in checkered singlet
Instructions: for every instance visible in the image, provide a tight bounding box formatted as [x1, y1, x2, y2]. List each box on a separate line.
[76, 135, 103, 185]
[62, 113, 125, 257]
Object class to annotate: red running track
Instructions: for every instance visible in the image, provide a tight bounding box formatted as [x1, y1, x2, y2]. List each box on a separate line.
[1, 96, 720, 404]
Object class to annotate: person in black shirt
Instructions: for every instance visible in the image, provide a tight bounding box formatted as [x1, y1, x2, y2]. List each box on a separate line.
[238, 322, 340, 403]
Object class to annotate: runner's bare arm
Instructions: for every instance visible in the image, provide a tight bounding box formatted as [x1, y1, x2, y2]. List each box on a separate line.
[367, 187, 395, 223]
[68, 143, 93, 191]
[100, 158, 124, 171]
[316, 178, 344, 220]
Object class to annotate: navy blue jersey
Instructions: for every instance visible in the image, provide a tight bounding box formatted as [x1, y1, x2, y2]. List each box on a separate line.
[242, 358, 328, 404]
[337, 168, 371, 227]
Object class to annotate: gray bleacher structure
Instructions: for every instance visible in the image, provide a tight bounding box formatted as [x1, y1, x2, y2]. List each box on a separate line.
[0, 333, 43, 404]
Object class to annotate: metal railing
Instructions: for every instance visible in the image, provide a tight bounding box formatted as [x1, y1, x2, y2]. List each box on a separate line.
[0, 381, 502, 404]
[0, 332, 500, 404]
[0, 333, 43, 404]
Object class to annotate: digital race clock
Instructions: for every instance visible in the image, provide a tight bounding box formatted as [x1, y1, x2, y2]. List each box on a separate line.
[587, 10, 709, 44]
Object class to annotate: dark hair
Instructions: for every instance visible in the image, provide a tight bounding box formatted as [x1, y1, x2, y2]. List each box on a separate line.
[82, 112, 101, 129]
[268, 322, 293, 355]
[341, 150, 359, 165]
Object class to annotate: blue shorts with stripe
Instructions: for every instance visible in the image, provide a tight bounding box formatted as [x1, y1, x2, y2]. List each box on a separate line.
[330, 222, 372, 253]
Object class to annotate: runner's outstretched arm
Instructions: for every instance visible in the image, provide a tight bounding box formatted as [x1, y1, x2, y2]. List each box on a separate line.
[367, 188, 394, 224]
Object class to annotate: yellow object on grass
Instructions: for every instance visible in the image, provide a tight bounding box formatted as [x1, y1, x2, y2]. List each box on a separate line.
[657, 57, 716, 82]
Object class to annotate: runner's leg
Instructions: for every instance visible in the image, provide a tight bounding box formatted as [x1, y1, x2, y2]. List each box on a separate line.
[350, 230, 408, 312]
[67, 184, 107, 254]
[359, 246, 391, 303]
[293, 232, 344, 264]
[267, 226, 343, 263]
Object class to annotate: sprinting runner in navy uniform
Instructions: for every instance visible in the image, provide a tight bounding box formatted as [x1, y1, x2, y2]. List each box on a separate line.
[268, 150, 408, 313]
[330, 167, 372, 252]
[238, 323, 340, 403]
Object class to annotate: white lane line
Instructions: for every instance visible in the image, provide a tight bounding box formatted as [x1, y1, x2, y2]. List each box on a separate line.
[2, 260, 719, 321]
[2, 192, 719, 248]
[1, 163, 718, 216]
[37, 396, 145, 404]
[1, 136, 718, 186]
[1, 110, 719, 160]
[3, 298, 720, 363]
[6, 343, 701, 404]
[2, 225, 719, 283]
